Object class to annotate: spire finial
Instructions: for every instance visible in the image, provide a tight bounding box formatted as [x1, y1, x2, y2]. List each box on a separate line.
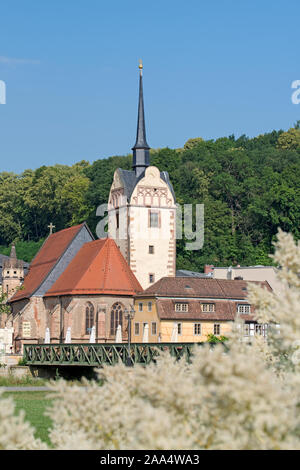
[139, 59, 143, 76]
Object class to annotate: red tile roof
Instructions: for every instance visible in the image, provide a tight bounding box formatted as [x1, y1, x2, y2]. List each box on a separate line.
[10, 224, 85, 302]
[140, 276, 271, 299]
[44, 238, 142, 297]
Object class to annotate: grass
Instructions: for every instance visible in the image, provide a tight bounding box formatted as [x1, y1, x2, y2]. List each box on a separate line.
[3, 391, 54, 446]
[0, 375, 48, 387]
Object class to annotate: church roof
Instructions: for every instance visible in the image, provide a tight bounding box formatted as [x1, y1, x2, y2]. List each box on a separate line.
[10, 223, 87, 302]
[44, 238, 142, 297]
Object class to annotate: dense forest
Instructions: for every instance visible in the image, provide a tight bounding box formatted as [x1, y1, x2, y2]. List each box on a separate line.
[0, 125, 299, 270]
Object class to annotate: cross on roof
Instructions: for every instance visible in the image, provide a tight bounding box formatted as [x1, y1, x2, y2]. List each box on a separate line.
[48, 222, 55, 235]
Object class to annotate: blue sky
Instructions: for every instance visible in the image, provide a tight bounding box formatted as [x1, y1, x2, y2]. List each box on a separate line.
[0, 0, 299, 173]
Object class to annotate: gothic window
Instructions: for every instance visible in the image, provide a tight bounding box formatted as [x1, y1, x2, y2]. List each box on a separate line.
[110, 302, 123, 337]
[85, 302, 94, 334]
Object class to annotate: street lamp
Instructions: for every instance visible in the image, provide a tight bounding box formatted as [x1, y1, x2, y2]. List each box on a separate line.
[124, 305, 135, 366]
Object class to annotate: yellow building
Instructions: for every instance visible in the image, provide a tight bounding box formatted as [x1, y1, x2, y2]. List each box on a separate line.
[133, 276, 271, 343]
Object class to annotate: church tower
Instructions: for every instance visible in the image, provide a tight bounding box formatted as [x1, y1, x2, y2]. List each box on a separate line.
[2, 244, 24, 298]
[108, 62, 177, 289]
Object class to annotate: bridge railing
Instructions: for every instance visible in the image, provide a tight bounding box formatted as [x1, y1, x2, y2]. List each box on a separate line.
[23, 342, 199, 366]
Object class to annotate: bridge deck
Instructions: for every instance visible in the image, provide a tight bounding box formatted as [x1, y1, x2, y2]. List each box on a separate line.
[23, 343, 199, 366]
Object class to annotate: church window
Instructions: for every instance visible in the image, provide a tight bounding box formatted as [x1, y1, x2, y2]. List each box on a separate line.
[116, 210, 119, 229]
[85, 302, 94, 334]
[110, 302, 123, 336]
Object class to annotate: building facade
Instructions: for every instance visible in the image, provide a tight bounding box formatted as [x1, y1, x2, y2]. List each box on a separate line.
[133, 277, 271, 343]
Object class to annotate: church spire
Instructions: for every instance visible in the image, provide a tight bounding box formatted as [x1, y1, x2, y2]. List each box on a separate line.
[132, 60, 150, 177]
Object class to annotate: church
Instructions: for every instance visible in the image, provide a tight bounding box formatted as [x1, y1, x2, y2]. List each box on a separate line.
[6, 62, 177, 352]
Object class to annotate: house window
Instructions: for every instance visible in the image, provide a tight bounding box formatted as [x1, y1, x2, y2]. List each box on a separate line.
[138, 302, 143, 312]
[149, 210, 159, 228]
[175, 303, 188, 312]
[237, 304, 251, 314]
[110, 302, 123, 336]
[85, 302, 94, 334]
[149, 273, 155, 284]
[194, 323, 201, 335]
[177, 323, 182, 335]
[244, 324, 250, 336]
[134, 323, 140, 336]
[214, 324, 221, 335]
[151, 322, 157, 335]
[149, 245, 154, 254]
[148, 302, 152, 312]
[201, 303, 215, 312]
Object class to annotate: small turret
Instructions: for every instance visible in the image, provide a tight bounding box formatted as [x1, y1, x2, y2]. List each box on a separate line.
[2, 244, 24, 298]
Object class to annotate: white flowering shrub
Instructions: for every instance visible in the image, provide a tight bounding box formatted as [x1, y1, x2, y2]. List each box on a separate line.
[0, 391, 46, 449]
[0, 229, 299, 449]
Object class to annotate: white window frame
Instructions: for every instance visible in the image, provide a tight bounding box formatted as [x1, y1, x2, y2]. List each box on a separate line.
[134, 322, 140, 336]
[237, 304, 251, 314]
[201, 303, 215, 312]
[214, 323, 221, 335]
[194, 323, 201, 336]
[175, 303, 189, 312]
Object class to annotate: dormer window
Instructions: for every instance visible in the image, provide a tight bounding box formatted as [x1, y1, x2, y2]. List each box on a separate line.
[237, 304, 251, 314]
[201, 303, 215, 312]
[175, 303, 188, 312]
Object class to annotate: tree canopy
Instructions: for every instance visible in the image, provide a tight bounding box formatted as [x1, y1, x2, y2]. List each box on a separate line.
[0, 126, 299, 270]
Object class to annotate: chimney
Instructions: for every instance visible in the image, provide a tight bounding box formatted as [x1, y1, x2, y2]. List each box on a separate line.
[204, 264, 214, 274]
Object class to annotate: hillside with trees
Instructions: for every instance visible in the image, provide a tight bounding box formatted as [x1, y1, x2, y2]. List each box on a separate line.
[0, 125, 299, 269]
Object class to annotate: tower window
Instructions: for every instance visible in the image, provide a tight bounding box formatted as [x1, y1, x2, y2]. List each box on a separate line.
[149, 245, 154, 254]
[149, 210, 159, 228]
[149, 273, 155, 283]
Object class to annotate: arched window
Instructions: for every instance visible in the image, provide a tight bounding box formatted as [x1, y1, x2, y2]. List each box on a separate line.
[110, 302, 123, 336]
[85, 302, 94, 334]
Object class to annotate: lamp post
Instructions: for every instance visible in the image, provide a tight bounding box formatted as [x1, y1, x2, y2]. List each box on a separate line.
[125, 305, 135, 366]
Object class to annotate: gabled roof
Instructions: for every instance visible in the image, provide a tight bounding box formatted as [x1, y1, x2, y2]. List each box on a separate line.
[44, 238, 142, 297]
[10, 224, 87, 302]
[140, 276, 272, 299]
